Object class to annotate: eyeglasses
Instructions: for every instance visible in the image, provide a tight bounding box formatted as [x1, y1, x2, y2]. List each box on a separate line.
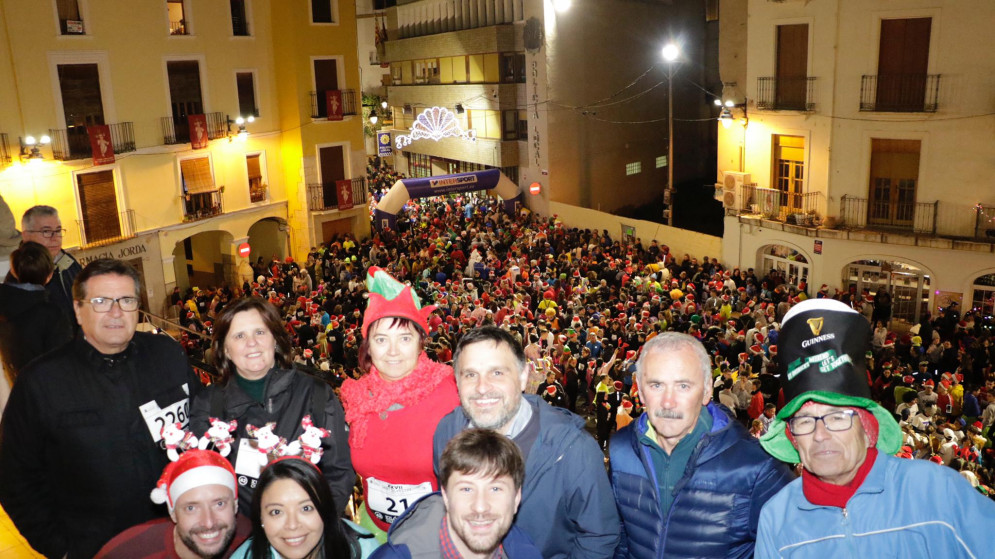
[81, 296, 140, 313]
[26, 228, 66, 238]
[787, 409, 857, 436]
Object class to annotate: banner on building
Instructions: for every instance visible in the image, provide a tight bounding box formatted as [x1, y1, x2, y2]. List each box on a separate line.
[377, 132, 393, 157]
[188, 114, 209, 149]
[88, 125, 115, 165]
[325, 90, 343, 121]
[336, 179, 354, 210]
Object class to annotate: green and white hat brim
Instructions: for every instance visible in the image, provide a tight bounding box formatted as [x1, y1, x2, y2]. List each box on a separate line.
[759, 390, 903, 464]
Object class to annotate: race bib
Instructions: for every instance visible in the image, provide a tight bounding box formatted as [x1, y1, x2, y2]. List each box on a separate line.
[366, 477, 432, 524]
[140, 385, 190, 442]
[234, 438, 266, 489]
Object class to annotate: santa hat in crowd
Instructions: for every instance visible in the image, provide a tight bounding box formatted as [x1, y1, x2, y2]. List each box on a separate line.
[150, 450, 237, 512]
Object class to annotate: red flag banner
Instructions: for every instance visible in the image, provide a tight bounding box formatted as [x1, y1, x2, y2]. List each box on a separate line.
[188, 114, 209, 149]
[325, 90, 343, 121]
[88, 125, 115, 165]
[336, 179, 354, 210]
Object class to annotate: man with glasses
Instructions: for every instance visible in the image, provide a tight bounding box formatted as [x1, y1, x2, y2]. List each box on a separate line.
[20, 205, 82, 324]
[0, 259, 202, 558]
[756, 299, 995, 558]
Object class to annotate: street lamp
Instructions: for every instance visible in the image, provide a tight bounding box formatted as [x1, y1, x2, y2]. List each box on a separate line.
[662, 43, 680, 226]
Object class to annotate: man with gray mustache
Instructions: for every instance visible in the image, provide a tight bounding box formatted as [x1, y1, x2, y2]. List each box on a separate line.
[608, 333, 793, 558]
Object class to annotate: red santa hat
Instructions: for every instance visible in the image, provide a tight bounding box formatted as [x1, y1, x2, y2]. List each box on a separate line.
[150, 450, 237, 512]
[613, 381, 623, 391]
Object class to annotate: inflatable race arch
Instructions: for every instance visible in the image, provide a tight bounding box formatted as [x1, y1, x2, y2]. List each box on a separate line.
[372, 168, 523, 231]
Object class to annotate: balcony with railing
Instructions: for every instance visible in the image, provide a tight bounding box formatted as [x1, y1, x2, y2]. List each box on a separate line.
[756, 77, 817, 111]
[182, 188, 224, 221]
[0, 133, 10, 166]
[734, 184, 826, 224]
[161, 112, 226, 145]
[860, 74, 940, 112]
[308, 90, 358, 119]
[49, 122, 136, 161]
[76, 209, 136, 248]
[396, 0, 524, 39]
[838, 195, 937, 234]
[306, 178, 368, 211]
[975, 204, 995, 241]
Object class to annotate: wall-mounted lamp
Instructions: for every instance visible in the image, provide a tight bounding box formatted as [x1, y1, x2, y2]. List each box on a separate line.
[716, 98, 748, 129]
[455, 103, 465, 114]
[369, 108, 379, 125]
[227, 115, 254, 141]
[380, 100, 388, 110]
[20, 135, 50, 163]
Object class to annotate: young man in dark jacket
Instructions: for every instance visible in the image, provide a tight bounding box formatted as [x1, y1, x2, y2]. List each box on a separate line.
[373, 429, 541, 559]
[609, 332, 793, 559]
[434, 326, 620, 559]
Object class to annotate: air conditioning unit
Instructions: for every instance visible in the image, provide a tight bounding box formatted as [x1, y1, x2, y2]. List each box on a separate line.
[721, 172, 751, 209]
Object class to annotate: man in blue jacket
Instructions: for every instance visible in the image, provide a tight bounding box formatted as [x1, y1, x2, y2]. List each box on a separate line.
[609, 332, 793, 558]
[756, 299, 995, 558]
[374, 428, 541, 559]
[433, 326, 620, 559]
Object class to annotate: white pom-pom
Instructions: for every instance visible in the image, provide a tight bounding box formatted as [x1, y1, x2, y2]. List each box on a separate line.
[150, 484, 168, 505]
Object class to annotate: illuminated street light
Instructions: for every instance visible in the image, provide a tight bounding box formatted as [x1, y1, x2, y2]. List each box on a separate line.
[553, 0, 572, 13]
[662, 43, 680, 226]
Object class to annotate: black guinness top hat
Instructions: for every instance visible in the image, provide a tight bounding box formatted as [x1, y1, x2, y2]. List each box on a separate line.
[760, 299, 902, 463]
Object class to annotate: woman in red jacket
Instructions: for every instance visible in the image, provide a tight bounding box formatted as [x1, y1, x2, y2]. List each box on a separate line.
[339, 267, 459, 543]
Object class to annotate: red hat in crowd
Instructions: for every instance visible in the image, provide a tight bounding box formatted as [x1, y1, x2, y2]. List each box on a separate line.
[150, 450, 236, 512]
[613, 381, 623, 391]
[362, 267, 436, 338]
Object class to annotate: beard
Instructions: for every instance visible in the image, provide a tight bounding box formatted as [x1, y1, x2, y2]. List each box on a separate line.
[178, 522, 237, 559]
[465, 392, 522, 432]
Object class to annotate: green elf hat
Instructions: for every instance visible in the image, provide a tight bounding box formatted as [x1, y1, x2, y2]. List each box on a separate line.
[760, 298, 902, 463]
[361, 267, 436, 338]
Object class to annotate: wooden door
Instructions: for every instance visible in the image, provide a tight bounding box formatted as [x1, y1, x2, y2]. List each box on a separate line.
[868, 139, 920, 227]
[775, 24, 808, 110]
[876, 18, 931, 111]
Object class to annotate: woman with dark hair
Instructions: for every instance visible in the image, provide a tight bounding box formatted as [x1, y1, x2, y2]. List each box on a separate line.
[338, 267, 458, 542]
[190, 296, 354, 514]
[230, 457, 376, 559]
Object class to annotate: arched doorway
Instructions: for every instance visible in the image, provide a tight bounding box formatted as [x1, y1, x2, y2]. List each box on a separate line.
[247, 218, 289, 264]
[843, 259, 930, 324]
[759, 244, 810, 286]
[970, 273, 995, 316]
[172, 230, 235, 293]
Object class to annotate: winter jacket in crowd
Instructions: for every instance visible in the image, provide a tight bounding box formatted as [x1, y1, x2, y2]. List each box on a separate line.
[0, 332, 200, 558]
[610, 402, 794, 559]
[189, 366, 354, 514]
[433, 394, 620, 559]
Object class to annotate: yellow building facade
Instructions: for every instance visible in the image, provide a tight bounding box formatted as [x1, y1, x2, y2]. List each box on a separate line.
[0, 0, 366, 313]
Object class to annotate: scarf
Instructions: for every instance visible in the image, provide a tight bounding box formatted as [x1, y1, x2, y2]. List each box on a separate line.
[340, 352, 453, 448]
[801, 447, 878, 508]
